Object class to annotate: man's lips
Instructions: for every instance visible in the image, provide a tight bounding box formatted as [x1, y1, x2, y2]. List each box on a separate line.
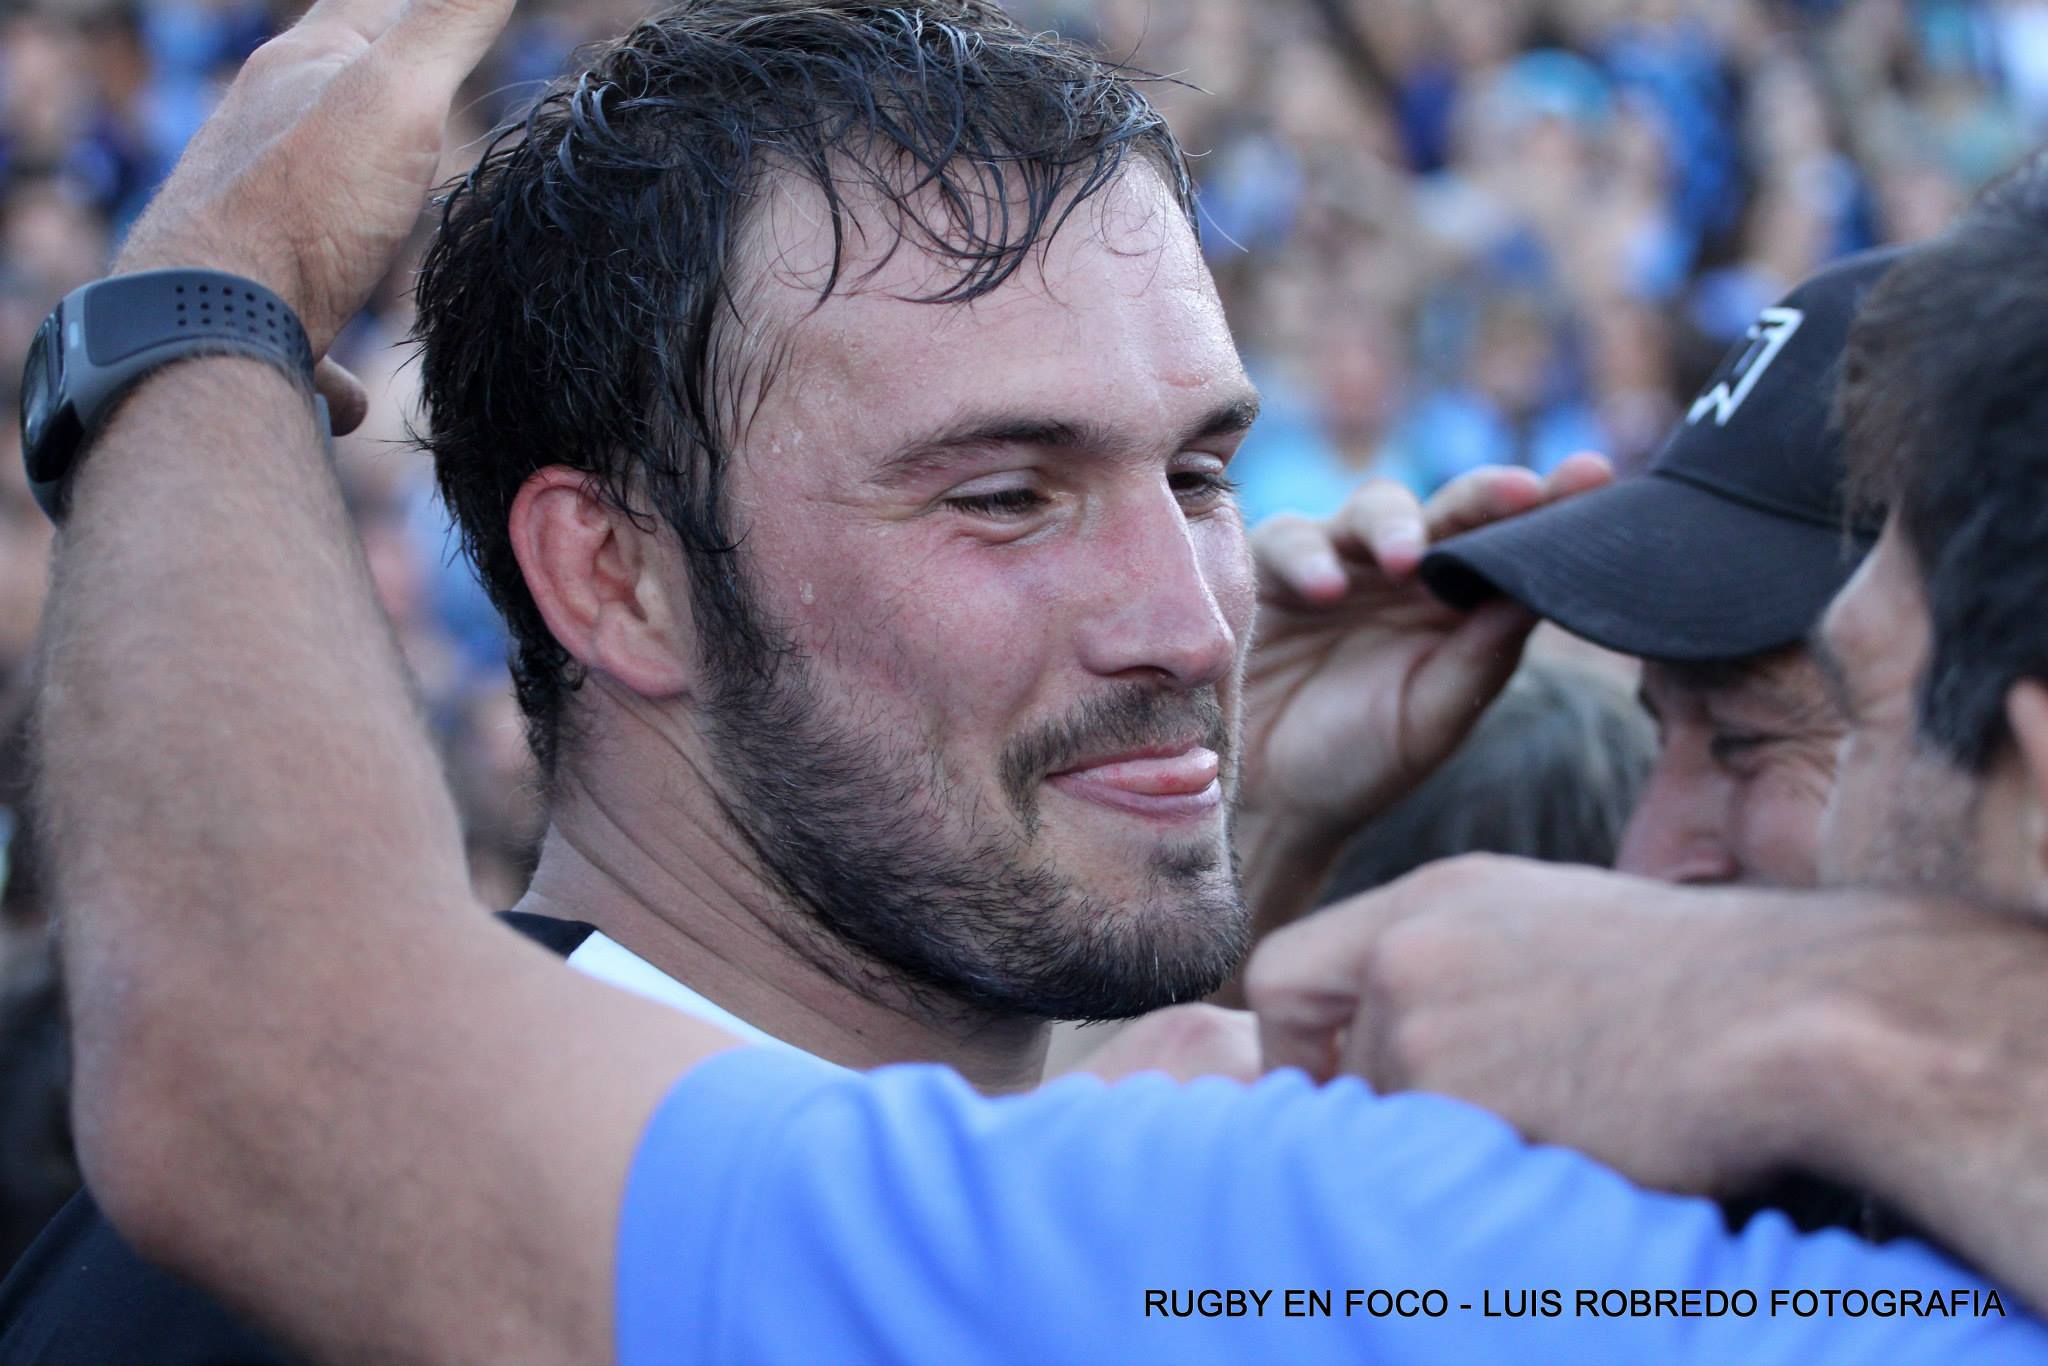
[1045, 746, 1222, 818]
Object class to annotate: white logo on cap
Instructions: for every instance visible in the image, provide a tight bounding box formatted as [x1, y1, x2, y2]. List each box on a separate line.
[1687, 306, 1804, 427]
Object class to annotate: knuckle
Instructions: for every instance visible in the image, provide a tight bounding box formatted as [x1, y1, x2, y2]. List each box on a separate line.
[1383, 1012, 1449, 1085]
[1396, 857, 1467, 901]
[237, 35, 290, 77]
[1363, 918, 1457, 1004]
[1151, 1005, 1260, 1080]
[1241, 937, 1307, 1012]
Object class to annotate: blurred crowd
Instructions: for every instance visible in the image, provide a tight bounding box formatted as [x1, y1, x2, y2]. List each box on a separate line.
[1059, 0, 2047, 522]
[0, 0, 2042, 1262]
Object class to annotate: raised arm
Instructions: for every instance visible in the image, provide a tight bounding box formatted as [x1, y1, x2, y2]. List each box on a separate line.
[35, 5, 738, 1359]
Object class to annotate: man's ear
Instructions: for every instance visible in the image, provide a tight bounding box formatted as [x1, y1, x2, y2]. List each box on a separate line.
[2005, 678, 2048, 874]
[507, 468, 694, 699]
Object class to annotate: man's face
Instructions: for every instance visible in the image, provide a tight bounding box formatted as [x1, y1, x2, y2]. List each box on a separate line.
[688, 169, 1258, 1020]
[1616, 649, 1841, 887]
[1815, 519, 2034, 902]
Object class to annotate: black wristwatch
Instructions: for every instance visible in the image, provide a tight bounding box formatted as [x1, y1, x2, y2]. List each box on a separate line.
[19, 269, 317, 522]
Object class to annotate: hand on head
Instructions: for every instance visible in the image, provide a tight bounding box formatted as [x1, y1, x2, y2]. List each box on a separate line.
[112, 0, 519, 433]
[1236, 454, 1613, 869]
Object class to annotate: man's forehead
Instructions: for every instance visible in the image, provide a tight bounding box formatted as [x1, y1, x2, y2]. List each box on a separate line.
[731, 166, 1244, 460]
[1649, 647, 1836, 723]
[737, 160, 1201, 308]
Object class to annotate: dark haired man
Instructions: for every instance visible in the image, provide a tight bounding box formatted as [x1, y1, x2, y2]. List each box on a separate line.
[29, 0, 2048, 1360]
[4, 1, 1588, 1358]
[403, 0, 1570, 1061]
[1248, 156, 2048, 1317]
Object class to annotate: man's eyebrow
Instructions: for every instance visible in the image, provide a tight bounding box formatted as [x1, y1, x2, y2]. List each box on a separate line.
[1188, 391, 1263, 444]
[872, 390, 1262, 486]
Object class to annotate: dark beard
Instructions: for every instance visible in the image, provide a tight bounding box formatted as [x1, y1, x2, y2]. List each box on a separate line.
[698, 616, 1249, 1023]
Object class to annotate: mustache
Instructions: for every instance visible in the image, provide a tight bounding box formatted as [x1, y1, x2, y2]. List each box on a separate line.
[999, 685, 1231, 819]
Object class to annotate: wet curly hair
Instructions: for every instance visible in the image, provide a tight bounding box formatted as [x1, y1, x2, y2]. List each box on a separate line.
[414, 0, 1195, 776]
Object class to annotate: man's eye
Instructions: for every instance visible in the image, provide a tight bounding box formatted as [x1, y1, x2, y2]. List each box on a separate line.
[1171, 469, 1239, 510]
[944, 487, 1046, 518]
[1708, 732, 1777, 768]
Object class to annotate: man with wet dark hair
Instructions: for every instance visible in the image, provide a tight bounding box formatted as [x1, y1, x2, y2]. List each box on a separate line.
[417, 0, 1247, 1043]
[394, 0, 1583, 1071]
[26, 0, 2048, 1358]
[6, 1, 1590, 1357]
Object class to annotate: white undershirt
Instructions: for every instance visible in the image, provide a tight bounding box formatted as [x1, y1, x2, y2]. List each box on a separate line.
[565, 930, 830, 1064]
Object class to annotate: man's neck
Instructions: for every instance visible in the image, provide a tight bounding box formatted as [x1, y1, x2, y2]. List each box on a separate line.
[513, 768, 1051, 1095]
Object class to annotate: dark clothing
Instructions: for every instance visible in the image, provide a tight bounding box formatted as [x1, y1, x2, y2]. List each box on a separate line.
[497, 909, 598, 959]
[0, 913, 592, 1365]
[0, 1195, 279, 1365]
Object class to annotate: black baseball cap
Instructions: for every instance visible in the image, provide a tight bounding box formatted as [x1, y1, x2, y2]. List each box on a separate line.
[1419, 247, 1905, 662]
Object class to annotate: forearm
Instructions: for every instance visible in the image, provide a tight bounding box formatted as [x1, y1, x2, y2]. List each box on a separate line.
[25, 7, 764, 1358]
[1767, 910, 2048, 1308]
[40, 358, 474, 1273]
[40, 351, 747, 1362]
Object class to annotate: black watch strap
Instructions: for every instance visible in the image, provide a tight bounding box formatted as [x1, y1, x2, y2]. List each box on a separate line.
[86, 270, 314, 377]
[22, 269, 319, 522]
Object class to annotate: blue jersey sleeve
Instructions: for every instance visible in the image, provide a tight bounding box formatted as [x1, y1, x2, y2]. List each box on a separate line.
[617, 1049, 2046, 1365]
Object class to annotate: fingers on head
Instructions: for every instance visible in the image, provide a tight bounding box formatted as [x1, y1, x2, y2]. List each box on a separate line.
[281, 0, 409, 49]
[371, 0, 519, 91]
[1338, 478, 1427, 570]
[283, 0, 513, 99]
[1431, 597, 1537, 679]
[315, 357, 369, 435]
[1545, 450, 1615, 498]
[1252, 513, 1346, 600]
[1426, 466, 1544, 538]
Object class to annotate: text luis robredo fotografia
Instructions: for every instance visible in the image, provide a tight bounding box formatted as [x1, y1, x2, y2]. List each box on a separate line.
[1144, 1287, 2006, 1323]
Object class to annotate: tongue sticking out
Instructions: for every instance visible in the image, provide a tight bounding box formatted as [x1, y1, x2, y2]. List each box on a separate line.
[1063, 748, 1219, 794]
[1049, 747, 1222, 817]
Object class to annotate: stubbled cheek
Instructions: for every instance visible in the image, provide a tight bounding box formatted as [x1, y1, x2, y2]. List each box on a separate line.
[778, 548, 1058, 717]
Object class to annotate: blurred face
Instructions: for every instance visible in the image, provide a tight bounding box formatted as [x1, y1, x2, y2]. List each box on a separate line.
[693, 169, 1259, 1020]
[1815, 520, 2035, 903]
[1616, 648, 1840, 886]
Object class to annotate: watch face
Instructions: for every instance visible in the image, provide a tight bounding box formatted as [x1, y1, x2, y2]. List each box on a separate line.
[20, 317, 53, 450]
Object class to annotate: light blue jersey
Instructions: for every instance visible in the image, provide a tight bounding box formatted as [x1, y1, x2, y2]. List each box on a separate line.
[618, 1049, 2043, 1364]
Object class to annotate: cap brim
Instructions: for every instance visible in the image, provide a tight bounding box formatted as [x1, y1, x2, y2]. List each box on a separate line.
[1418, 474, 1871, 662]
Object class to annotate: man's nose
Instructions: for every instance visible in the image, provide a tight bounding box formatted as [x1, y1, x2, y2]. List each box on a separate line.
[1073, 490, 1239, 690]
[1615, 759, 1740, 884]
